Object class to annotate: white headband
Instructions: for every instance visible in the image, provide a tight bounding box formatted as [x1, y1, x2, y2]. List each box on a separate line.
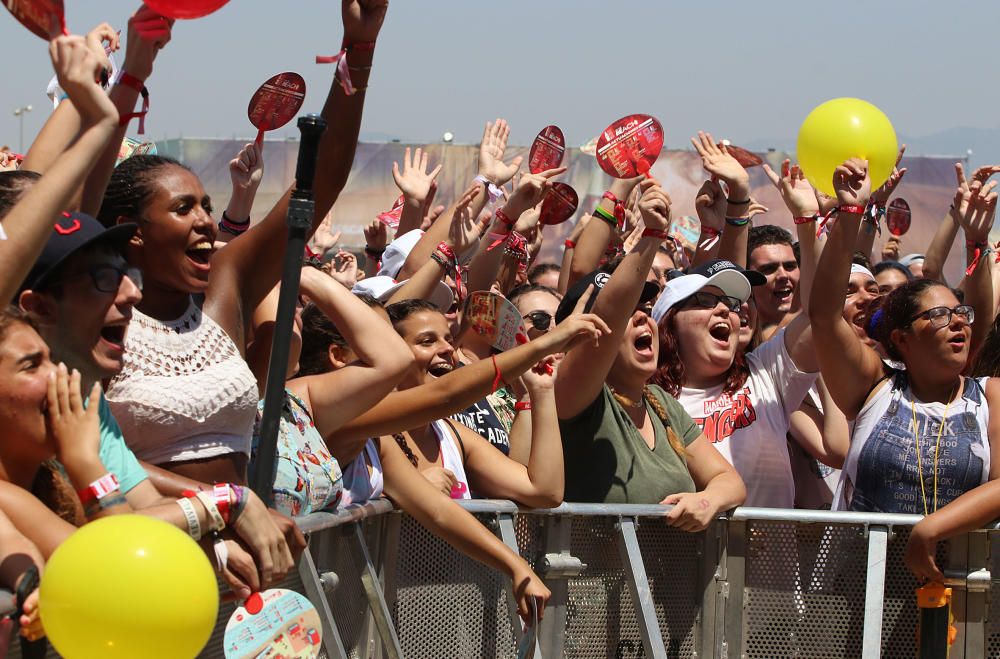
[851, 263, 876, 283]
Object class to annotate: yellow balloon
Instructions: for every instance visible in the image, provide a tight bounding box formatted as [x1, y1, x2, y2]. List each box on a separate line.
[796, 97, 898, 196]
[40, 515, 218, 659]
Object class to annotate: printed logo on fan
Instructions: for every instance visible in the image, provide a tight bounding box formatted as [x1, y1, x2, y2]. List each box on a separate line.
[694, 387, 757, 444]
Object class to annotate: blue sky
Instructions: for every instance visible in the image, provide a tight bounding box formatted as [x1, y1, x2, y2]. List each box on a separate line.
[3, 1, 999, 160]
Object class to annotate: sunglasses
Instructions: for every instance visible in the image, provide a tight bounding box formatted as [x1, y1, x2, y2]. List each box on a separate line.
[59, 264, 143, 294]
[684, 291, 741, 313]
[525, 311, 553, 332]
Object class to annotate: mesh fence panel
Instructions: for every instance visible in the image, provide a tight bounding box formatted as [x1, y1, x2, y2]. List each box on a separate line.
[743, 522, 867, 658]
[634, 518, 703, 657]
[319, 523, 377, 658]
[880, 526, 949, 658]
[392, 513, 517, 659]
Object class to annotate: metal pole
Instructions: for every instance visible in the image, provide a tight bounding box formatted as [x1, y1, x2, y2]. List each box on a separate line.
[251, 114, 326, 503]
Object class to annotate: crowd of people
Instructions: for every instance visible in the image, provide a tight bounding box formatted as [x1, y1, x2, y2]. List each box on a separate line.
[3, 0, 1000, 646]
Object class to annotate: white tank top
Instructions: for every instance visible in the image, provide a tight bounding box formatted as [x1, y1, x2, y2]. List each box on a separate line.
[340, 421, 471, 504]
[341, 441, 384, 506]
[434, 419, 471, 500]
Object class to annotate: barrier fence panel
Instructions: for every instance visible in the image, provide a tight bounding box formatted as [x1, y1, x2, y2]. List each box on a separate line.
[6, 502, 1000, 658]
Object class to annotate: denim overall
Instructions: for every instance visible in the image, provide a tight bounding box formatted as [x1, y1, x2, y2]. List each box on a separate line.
[850, 374, 989, 514]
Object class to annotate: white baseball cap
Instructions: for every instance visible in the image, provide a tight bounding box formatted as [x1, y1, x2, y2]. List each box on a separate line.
[651, 259, 765, 323]
[352, 275, 454, 312]
[376, 229, 424, 279]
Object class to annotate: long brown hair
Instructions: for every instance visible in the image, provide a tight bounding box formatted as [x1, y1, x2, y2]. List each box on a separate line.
[651, 305, 750, 397]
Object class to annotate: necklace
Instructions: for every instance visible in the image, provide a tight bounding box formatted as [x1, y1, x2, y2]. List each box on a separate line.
[910, 382, 958, 516]
[609, 385, 643, 409]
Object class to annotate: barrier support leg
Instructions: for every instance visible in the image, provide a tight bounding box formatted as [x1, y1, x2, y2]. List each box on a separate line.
[722, 518, 746, 658]
[616, 517, 668, 659]
[861, 525, 890, 659]
[353, 524, 404, 659]
[298, 531, 349, 659]
[539, 516, 571, 659]
[497, 512, 526, 646]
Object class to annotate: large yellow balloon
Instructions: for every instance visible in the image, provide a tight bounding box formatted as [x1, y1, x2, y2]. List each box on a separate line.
[796, 98, 898, 197]
[40, 515, 219, 659]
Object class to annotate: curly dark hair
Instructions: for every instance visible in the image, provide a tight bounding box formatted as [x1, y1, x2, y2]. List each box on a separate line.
[97, 155, 190, 227]
[651, 304, 750, 397]
[747, 224, 793, 262]
[0, 170, 41, 218]
[866, 278, 955, 361]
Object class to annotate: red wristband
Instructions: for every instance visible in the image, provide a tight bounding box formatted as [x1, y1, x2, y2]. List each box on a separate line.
[117, 71, 145, 92]
[77, 473, 120, 504]
[213, 484, 232, 524]
[341, 40, 376, 52]
[514, 401, 532, 412]
[602, 191, 626, 226]
[495, 208, 515, 227]
[564, 239, 576, 249]
[701, 226, 721, 238]
[793, 215, 818, 225]
[642, 228, 669, 240]
[838, 204, 865, 216]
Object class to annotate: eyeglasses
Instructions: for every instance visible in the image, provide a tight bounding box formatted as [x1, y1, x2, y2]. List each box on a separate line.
[684, 291, 742, 313]
[524, 311, 553, 332]
[87, 264, 143, 293]
[908, 304, 974, 328]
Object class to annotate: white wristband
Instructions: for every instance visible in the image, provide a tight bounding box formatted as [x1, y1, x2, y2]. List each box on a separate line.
[176, 497, 202, 541]
[195, 491, 226, 532]
[474, 175, 503, 205]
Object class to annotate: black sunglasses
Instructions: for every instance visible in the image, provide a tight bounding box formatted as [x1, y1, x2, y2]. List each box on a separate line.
[524, 311, 553, 332]
[684, 291, 741, 313]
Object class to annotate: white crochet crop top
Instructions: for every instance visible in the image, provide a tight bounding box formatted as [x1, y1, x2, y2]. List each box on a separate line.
[106, 300, 259, 465]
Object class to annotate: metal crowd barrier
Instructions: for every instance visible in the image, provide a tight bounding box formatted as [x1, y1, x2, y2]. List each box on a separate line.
[6, 502, 1000, 658]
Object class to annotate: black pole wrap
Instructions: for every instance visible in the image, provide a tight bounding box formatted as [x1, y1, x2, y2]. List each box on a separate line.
[251, 114, 327, 504]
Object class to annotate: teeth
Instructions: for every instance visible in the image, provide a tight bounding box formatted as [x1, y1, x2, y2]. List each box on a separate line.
[190, 241, 212, 251]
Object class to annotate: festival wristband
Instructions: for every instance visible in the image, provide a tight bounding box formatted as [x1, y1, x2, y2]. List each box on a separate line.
[642, 228, 670, 240]
[602, 191, 626, 226]
[316, 41, 375, 95]
[837, 204, 866, 215]
[212, 533, 229, 573]
[726, 197, 751, 205]
[564, 239, 576, 249]
[229, 485, 249, 525]
[115, 71, 150, 134]
[494, 207, 515, 228]
[473, 175, 504, 205]
[725, 216, 750, 227]
[793, 215, 818, 225]
[593, 206, 617, 228]
[214, 483, 233, 525]
[701, 226, 721, 238]
[219, 210, 250, 235]
[77, 473, 120, 505]
[194, 491, 226, 532]
[514, 401, 532, 412]
[176, 497, 202, 540]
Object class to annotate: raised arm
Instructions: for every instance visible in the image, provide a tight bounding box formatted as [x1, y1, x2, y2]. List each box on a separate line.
[808, 159, 885, 419]
[556, 180, 671, 418]
[568, 176, 642, 286]
[290, 266, 413, 436]
[951, 166, 998, 362]
[215, 142, 264, 242]
[399, 119, 521, 280]
[763, 159, 821, 311]
[81, 6, 173, 215]
[208, 0, 387, 329]
[856, 146, 906, 264]
[558, 214, 591, 294]
[21, 23, 119, 176]
[690, 132, 753, 267]
[4, 35, 118, 303]
[392, 147, 442, 236]
[462, 362, 563, 507]
[327, 312, 608, 460]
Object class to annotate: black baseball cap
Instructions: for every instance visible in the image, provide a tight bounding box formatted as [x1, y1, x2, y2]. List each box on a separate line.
[555, 268, 660, 324]
[18, 211, 137, 295]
